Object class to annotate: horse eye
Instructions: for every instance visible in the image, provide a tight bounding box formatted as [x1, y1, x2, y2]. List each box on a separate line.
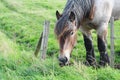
[70, 31, 74, 35]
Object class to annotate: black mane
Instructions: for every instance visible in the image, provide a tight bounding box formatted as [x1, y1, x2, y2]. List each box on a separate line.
[64, 0, 94, 25]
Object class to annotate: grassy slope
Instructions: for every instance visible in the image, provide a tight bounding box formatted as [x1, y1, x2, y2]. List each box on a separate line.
[0, 0, 120, 80]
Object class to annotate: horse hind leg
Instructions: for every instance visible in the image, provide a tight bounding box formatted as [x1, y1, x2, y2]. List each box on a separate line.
[97, 24, 110, 66]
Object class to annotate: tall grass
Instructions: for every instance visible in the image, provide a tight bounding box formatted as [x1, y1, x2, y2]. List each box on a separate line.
[0, 0, 120, 80]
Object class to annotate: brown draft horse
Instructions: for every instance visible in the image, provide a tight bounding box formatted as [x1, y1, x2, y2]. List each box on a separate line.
[54, 0, 120, 66]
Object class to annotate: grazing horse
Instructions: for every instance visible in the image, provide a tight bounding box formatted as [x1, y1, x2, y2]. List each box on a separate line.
[54, 0, 120, 66]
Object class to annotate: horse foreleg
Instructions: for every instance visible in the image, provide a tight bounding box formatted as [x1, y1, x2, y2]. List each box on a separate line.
[83, 32, 96, 66]
[97, 25, 110, 66]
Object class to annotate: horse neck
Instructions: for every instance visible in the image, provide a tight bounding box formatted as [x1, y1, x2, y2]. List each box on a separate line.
[76, 0, 94, 26]
[63, 0, 94, 28]
[80, 0, 94, 17]
[66, 0, 94, 26]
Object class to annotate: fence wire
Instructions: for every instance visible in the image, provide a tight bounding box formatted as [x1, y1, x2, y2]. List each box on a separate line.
[109, 17, 120, 68]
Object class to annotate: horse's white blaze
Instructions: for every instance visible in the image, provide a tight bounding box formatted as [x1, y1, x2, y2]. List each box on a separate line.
[59, 49, 70, 60]
[64, 49, 70, 61]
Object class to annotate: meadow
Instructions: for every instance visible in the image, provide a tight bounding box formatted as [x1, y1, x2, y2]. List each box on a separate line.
[0, 0, 120, 80]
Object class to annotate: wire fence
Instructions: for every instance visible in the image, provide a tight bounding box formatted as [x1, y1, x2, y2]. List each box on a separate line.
[110, 17, 120, 69]
[34, 18, 120, 69]
[110, 17, 115, 68]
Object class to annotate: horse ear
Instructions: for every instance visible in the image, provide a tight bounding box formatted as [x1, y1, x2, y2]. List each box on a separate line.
[69, 11, 75, 22]
[56, 10, 62, 20]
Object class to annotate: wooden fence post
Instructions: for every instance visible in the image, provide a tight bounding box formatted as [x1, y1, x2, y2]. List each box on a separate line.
[34, 32, 43, 57]
[40, 20, 50, 60]
[110, 17, 115, 68]
[34, 20, 50, 60]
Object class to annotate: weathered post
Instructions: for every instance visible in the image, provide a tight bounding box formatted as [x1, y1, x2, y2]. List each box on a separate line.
[34, 32, 43, 57]
[110, 17, 114, 68]
[34, 20, 50, 60]
[40, 20, 50, 60]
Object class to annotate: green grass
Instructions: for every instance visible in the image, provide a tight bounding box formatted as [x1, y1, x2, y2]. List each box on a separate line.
[0, 0, 120, 80]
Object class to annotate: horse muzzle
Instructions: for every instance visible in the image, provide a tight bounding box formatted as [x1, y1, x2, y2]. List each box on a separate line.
[59, 56, 68, 67]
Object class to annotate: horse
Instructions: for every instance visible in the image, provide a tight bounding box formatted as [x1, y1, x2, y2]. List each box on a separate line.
[54, 0, 120, 67]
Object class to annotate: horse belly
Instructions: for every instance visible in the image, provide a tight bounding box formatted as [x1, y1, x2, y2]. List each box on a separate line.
[112, 0, 120, 20]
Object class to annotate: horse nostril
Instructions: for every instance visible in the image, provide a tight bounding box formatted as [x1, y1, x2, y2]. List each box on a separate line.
[59, 57, 68, 65]
[64, 57, 68, 62]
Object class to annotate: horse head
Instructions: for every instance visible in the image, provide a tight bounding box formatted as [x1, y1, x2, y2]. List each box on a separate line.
[55, 11, 77, 66]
